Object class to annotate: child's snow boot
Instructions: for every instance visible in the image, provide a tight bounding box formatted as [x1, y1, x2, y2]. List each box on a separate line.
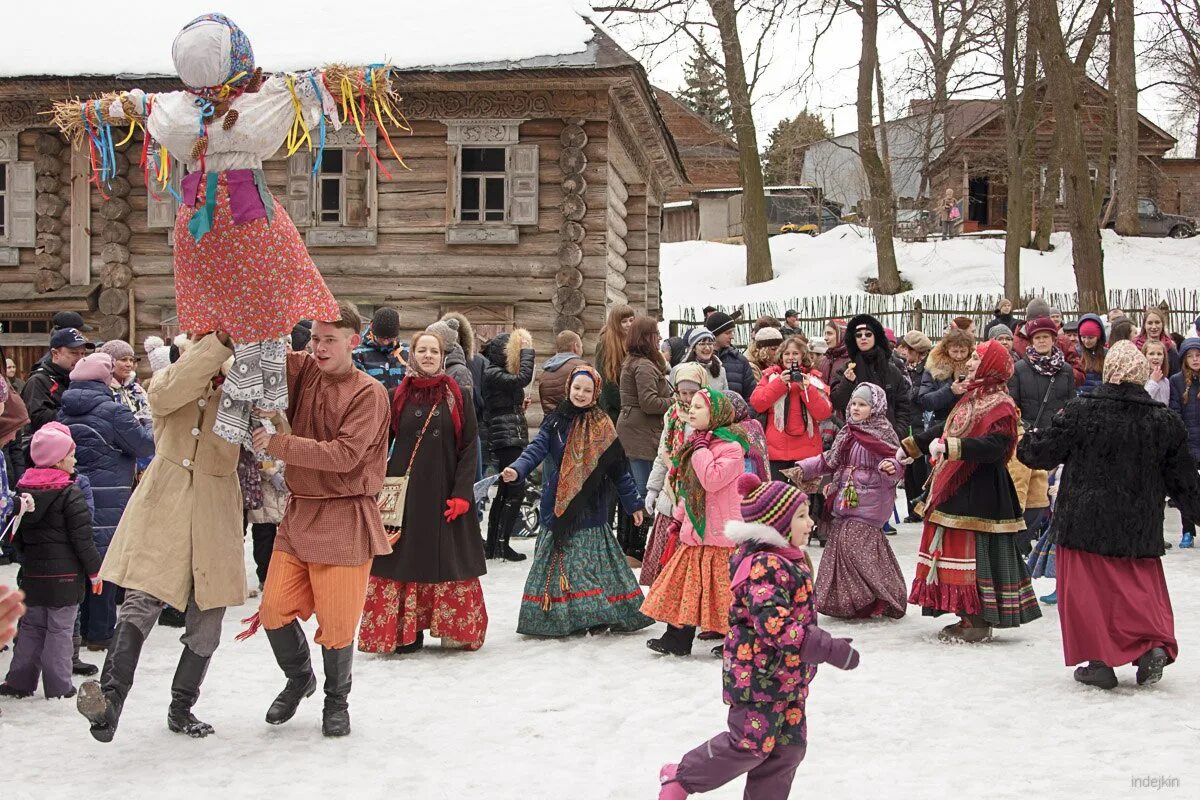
[1135, 647, 1169, 686]
[1040, 590, 1057, 604]
[658, 764, 689, 800]
[72, 636, 98, 676]
[1073, 660, 1118, 690]
[1180, 531, 1195, 549]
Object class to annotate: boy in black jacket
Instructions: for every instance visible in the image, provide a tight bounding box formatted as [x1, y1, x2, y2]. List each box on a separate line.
[0, 422, 100, 699]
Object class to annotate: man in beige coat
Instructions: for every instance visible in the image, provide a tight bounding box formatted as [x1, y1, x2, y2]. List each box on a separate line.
[77, 332, 245, 743]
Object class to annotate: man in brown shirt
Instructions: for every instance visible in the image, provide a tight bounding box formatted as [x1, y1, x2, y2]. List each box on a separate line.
[252, 301, 390, 738]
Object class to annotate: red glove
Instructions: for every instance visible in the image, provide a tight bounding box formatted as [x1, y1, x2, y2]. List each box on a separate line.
[444, 497, 471, 522]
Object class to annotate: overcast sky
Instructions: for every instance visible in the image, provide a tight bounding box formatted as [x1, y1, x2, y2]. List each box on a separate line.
[598, 3, 1184, 150]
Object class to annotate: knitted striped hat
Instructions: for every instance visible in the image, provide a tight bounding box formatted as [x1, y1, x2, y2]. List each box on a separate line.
[737, 473, 808, 536]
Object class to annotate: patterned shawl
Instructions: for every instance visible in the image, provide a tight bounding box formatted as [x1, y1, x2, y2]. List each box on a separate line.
[727, 391, 771, 482]
[1024, 344, 1066, 377]
[677, 389, 750, 539]
[1103, 340, 1150, 385]
[552, 366, 621, 533]
[825, 382, 900, 472]
[926, 340, 1018, 512]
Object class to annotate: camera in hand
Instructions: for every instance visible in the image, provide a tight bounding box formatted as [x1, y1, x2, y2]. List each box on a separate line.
[788, 367, 805, 381]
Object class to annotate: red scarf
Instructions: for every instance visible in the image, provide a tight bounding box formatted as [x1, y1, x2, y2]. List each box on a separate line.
[390, 372, 464, 444]
[926, 340, 1018, 512]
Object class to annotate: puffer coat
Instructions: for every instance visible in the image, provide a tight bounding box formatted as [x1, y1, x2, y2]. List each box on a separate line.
[11, 476, 101, 607]
[481, 329, 535, 452]
[58, 379, 156, 554]
[1168, 372, 1200, 460]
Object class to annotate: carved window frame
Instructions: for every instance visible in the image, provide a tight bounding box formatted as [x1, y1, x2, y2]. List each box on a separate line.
[444, 120, 538, 245]
[300, 124, 379, 248]
[0, 129, 32, 267]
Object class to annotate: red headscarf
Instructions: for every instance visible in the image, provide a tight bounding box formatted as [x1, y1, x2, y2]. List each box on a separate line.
[925, 340, 1018, 512]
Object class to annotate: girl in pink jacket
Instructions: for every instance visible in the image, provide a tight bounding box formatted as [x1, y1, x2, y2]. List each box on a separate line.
[643, 389, 749, 657]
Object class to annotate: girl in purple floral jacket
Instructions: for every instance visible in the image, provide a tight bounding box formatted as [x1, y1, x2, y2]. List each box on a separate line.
[657, 473, 861, 800]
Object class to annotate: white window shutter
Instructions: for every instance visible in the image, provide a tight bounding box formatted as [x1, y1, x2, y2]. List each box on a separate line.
[287, 151, 313, 228]
[507, 144, 539, 226]
[8, 161, 35, 246]
[147, 151, 180, 230]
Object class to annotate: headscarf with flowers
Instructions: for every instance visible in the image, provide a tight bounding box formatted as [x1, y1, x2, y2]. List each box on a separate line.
[676, 389, 750, 539]
[1102, 340, 1151, 386]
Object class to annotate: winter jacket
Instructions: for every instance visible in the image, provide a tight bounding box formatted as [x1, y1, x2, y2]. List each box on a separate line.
[984, 313, 1018, 341]
[1006, 423, 1049, 512]
[536, 352, 587, 415]
[352, 333, 408, 395]
[818, 346, 850, 390]
[829, 315, 913, 438]
[718, 346, 757, 402]
[510, 411, 641, 530]
[1020, 382, 1200, 558]
[12, 473, 101, 607]
[749, 366, 833, 462]
[21, 359, 72, 433]
[467, 353, 488, 417]
[57, 379, 156, 554]
[645, 414, 691, 517]
[674, 438, 743, 548]
[798, 439, 902, 527]
[594, 340, 623, 423]
[1008, 357, 1076, 431]
[917, 371, 964, 428]
[1146, 377, 1171, 405]
[443, 343, 474, 397]
[1014, 327, 1084, 386]
[481, 331, 535, 452]
[616, 355, 674, 461]
[100, 335, 246, 612]
[720, 522, 832, 749]
[663, 335, 689, 367]
[1168, 373, 1200, 461]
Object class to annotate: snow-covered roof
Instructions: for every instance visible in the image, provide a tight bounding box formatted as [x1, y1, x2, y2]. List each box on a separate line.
[0, 1, 596, 78]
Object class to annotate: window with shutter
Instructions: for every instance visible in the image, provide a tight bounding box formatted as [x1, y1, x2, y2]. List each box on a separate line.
[147, 143, 181, 231]
[305, 124, 378, 247]
[444, 119, 537, 246]
[507, 144, 539, 226]
[0, 160, 34, 266]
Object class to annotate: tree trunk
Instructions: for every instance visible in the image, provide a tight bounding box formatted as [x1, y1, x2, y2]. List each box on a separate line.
[1032, 0, 1107, 313]
[1112, 0, 1139, 235]
[708, 0, 773, 285]
[1033, 129, 1061, 251]
[1195, 107, 1200, 159]
[857, 0, 901, 293]
[1002, 0, 1039, 299]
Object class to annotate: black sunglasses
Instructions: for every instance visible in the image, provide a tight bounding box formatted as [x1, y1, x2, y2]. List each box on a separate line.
[854, 330, 874, 339]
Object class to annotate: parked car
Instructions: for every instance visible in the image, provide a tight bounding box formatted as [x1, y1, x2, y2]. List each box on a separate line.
[1102, 197, 1197, 238]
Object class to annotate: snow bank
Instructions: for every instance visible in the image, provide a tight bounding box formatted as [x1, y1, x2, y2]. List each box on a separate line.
[661, 227, 1200, 319]
[1, 0, 594, 77]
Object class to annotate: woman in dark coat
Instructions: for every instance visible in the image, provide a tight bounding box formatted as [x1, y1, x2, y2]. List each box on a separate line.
[1008, 317, 1077, 431]
[503, 365, 653, 637]
[901, 340, 1041, 643]
[1020, 341, 1200, 688]
[58, 353, 155, 650]
[359, 332, 487, 654]
[830, 314, 913, 438]
[983, 298, 1018, 341]
[481, 328, 535, 561]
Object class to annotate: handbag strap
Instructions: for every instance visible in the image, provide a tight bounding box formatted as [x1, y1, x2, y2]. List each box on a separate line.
[1030, 371, 1059, 431]
[398, 405, 438, 477]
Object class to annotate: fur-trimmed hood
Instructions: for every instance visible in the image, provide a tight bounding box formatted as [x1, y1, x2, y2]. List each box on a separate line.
[925, 333, 974, 381]
[440, 311, 476, 360]
[484, 327, 533, 375]
[724, 520, 793, 550]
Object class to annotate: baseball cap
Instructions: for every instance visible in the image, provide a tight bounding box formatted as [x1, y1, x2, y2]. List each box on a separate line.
[784, 309, 799, 317]
[52, 311, 94, 332]
[50, 327, 95, 350]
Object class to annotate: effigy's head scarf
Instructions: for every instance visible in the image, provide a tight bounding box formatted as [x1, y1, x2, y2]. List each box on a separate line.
[553, 366, 620, 526]
[1103, 340, 1150, 386]
[677, 389, 750, 539]
[172, 13, 256, 100]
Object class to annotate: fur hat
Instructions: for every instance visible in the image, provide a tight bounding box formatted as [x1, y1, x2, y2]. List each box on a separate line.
[988, 324, 1013, 341]
[1024, 317, 1058, 341]
[370, 307, 401, 340]
[30, 421, 75, 468]
[425, 317, 461, 352]
[1024, 297, 1051, 320]
[901, 330, 932, 352]
[736, 473, 808, 537]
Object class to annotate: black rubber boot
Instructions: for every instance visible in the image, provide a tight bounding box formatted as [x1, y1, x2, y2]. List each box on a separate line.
[1136, 647, 1169, 686]
[77, 621, 145, 743]
[265, 620, 317, 725]
[321, 645, 354, 737]
[646, 625, 696, 657]
[496, 497, 527, 562]
[72, 635, 98, 677]
[1073, 660, 1118, 690]
[166, 647, 214, 738]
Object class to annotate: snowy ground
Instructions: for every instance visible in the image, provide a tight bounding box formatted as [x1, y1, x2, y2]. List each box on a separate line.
[661, 227, 1200, 319]
[3, 504, 1198, 799]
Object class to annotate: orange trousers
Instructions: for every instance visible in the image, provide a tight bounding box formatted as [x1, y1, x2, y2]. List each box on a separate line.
[259, 551, 372, 649]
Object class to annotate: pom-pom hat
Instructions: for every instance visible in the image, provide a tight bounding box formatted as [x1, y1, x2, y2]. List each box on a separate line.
[737, 473, 808, 537]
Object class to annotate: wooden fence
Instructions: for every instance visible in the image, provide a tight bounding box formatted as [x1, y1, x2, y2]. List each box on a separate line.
[668, 289, 1200, 347]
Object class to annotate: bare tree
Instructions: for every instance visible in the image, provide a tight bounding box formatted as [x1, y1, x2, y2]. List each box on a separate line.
[1145, 1, 1200, 157]
[1111, 0, 1139, 234]
[595, 1, 804, 285]
[1031, 0, 1108, 312]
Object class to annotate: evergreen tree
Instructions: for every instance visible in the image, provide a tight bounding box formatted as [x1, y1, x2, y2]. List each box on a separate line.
[761, 110, 830, 185]
[679, 36, 731, 132]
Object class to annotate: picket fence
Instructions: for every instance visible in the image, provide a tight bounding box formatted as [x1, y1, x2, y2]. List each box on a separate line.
[668, 289, 1200, 346]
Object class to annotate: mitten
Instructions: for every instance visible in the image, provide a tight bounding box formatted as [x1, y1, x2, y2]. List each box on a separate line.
[444, 497, 471, 522]
[827, 637, 860, 670]
[644, 491, 658, 515]
[691, 431, 714, 448]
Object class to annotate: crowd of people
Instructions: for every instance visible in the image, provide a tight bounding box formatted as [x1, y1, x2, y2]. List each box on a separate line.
[1, 295, 1198, 800]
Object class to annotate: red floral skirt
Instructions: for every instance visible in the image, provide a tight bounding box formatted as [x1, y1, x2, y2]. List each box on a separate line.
[358, 576, 488, 652]
[174, 177, 338, 341]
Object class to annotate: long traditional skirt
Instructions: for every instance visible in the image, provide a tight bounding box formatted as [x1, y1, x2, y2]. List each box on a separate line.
[640, 543, 734, 634]
[815, 517, 907, 619]
[639, 513, 679, 587]
[1058, 546, 1177, 666]
[517, 525, 653, 637]
[909, 522, 1041, 628]
[358, 576, 488, 652]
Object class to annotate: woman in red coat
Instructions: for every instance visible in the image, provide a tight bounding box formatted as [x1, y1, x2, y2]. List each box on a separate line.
[750, 337, 833, 480]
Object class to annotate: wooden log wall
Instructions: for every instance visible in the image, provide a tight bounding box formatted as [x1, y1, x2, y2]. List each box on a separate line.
[28, 131, 69, 293]
[646, 203, 662, 317]
[605, 164, 628, 307]
[625, 184, 649, 312]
